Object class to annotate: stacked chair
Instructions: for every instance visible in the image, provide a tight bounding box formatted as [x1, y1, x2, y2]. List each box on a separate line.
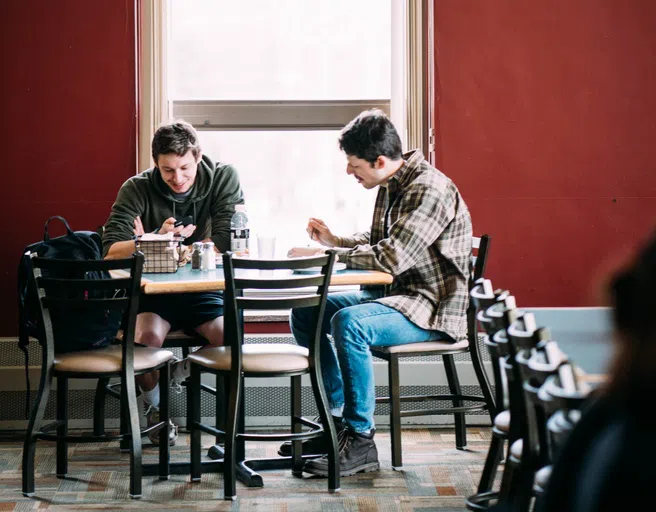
[466, 278, 595, 511]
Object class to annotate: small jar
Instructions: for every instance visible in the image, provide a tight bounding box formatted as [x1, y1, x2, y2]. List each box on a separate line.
[191, 242, 203, 270]
[202, 241, 216, 271]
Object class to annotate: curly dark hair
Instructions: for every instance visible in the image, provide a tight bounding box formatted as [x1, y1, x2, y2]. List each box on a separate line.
[338, 109, 403, 165]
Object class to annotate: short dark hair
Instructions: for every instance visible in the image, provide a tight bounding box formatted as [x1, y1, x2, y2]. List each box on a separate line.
[338, 109, 403, 165]
[151, 120, 202, 162]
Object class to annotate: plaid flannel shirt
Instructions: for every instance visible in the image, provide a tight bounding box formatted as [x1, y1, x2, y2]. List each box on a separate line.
[334, 150, 473, 340]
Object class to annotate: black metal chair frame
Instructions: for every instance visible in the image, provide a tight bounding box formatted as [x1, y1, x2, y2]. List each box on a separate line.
[372, 234, 496, 469]
[91, 226, 213, 447]
[187, 252, 340, 500]
[466, 284, 517, 511]
[22, 253, 171, 499]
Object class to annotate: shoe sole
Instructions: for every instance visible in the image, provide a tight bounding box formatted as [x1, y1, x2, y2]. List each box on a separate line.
[277, 449, 326, 457]
[304, 461, 380, 477]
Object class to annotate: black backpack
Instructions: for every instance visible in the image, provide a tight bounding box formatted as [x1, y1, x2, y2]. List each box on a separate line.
[18, 216, 123, 415]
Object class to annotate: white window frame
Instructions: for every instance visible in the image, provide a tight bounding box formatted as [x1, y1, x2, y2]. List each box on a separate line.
[136, 0, 433, 173]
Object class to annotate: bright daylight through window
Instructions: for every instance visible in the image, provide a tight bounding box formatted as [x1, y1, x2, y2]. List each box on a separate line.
[168, 0, 394, 254]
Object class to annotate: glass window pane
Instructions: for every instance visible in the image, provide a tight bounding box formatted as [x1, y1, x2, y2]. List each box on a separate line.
[197, 130, 377, 256]
[169, 0, 391, 101]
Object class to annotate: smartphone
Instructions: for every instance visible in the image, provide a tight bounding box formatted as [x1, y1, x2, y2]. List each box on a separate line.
[173, 215, 193, 227]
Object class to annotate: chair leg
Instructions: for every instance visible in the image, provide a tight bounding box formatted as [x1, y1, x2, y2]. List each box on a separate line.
[290, 375, 303, 476]
[236, 377, 246, 463]
[159, 361, 171, 480]
[470, 337, 497, 420]
[56, 376, 68, 478]
[443, 354, 467, 449]
[189, 364, 202, 482]
[119, 386, 130, 452]
[224, 372, 242, 500]
[215, 374, 225, 445]
[310, 366, 340, 493]
[477, 433, 505, 493]
[93, 378, 109, 436]
[22, 368, 52, 497]
[122, 371, 142, 499]
[388, 355, 403, 470]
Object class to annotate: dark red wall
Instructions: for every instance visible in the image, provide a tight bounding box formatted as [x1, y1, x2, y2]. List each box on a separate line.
[1, 1, 136, 334]
[434, 0, 656, 306]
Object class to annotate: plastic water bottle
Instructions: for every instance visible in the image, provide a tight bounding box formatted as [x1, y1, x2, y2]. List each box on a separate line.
[230, 204, 250, 255]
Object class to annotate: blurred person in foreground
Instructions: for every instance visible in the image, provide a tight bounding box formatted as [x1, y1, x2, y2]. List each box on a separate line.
[283, 110, 473, 476]
[536, 229, 656, 511]
[103, 120, 244, 445]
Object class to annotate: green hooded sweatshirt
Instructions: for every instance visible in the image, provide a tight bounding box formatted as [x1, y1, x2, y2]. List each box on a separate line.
[102, 155, 244, 256]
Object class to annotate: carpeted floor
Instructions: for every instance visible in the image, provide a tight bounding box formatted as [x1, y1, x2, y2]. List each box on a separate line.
[0, 427, 497, 511]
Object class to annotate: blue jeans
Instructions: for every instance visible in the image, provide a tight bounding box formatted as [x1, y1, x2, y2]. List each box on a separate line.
[290, 290, 449, 434]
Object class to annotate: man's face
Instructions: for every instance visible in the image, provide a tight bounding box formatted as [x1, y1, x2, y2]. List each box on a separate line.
[156, 151, 199, 194]
[345, 155, 386, 189]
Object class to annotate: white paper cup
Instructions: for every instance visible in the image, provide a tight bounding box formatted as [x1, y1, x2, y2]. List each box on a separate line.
[257, 236, 276, 259]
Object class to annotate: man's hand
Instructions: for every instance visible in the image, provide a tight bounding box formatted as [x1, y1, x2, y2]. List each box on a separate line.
[133, 216, 145, 236]
[158, 217, 197, 238]
[287, 247, 326, 258]
[306, 218, 338, 247]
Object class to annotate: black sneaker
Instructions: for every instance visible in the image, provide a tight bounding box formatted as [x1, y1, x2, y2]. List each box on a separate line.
[303, 427, 380, 477]
[278, 416, 345, 457]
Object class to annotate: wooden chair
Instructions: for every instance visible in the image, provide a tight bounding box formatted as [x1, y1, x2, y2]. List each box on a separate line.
[187, 252, 340, 500]
[371, 234, 495, 469]
[22, 253, 173, 499]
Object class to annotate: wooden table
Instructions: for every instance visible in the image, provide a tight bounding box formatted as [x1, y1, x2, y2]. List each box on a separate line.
[122, 263, 393, 294]
[123, 263, 393, 485]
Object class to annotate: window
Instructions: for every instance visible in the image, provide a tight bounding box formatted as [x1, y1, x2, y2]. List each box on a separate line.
[138, 0, 432, 254]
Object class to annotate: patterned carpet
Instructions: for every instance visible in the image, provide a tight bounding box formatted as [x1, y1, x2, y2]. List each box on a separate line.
[0, 427, 497, 511]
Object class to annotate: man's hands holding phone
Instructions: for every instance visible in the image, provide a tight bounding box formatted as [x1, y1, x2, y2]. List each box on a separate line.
[133, 216, 196, 238]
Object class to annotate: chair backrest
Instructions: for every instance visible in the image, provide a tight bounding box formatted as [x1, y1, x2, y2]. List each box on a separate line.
[542, 367, 591, 460]
[471, 280, 514, 409]
[27, 253, 144, 368]
[471, 235, 491, 282]
[516, 343, 568, 466]
[222, 251, 336, 371]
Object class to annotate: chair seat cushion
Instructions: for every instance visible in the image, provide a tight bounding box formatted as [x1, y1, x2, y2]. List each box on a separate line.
[54, 346, 174, 374]
[494, 410, 511, 433]
[510, 439, 523, 460]
[371, 338, 469, 355]
[534, 465, 552, 491]
[188, 344, 310, 373]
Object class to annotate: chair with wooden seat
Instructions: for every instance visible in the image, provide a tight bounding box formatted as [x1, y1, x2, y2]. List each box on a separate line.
[371, 234, 494, 470]
[22, 253, 173, 499]
[187, 251, 340, 500]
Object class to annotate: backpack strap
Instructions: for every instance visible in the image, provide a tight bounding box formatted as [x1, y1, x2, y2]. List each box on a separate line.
[44, 216, 74, 241]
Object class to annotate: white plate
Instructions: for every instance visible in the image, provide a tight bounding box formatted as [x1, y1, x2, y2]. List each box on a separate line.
[293, 262, 347, 274]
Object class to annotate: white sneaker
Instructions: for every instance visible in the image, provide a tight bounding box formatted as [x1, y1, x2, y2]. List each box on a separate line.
[170, 357, 191, 394]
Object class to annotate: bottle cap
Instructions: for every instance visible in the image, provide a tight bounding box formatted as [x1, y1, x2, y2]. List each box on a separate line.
[235, 204, 247, 213]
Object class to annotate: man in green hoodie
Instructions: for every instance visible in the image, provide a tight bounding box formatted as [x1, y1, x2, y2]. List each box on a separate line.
[103, 120, 245, 445]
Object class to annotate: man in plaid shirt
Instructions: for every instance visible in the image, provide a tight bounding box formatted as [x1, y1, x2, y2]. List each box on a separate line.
[280, 110, 473, 477]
